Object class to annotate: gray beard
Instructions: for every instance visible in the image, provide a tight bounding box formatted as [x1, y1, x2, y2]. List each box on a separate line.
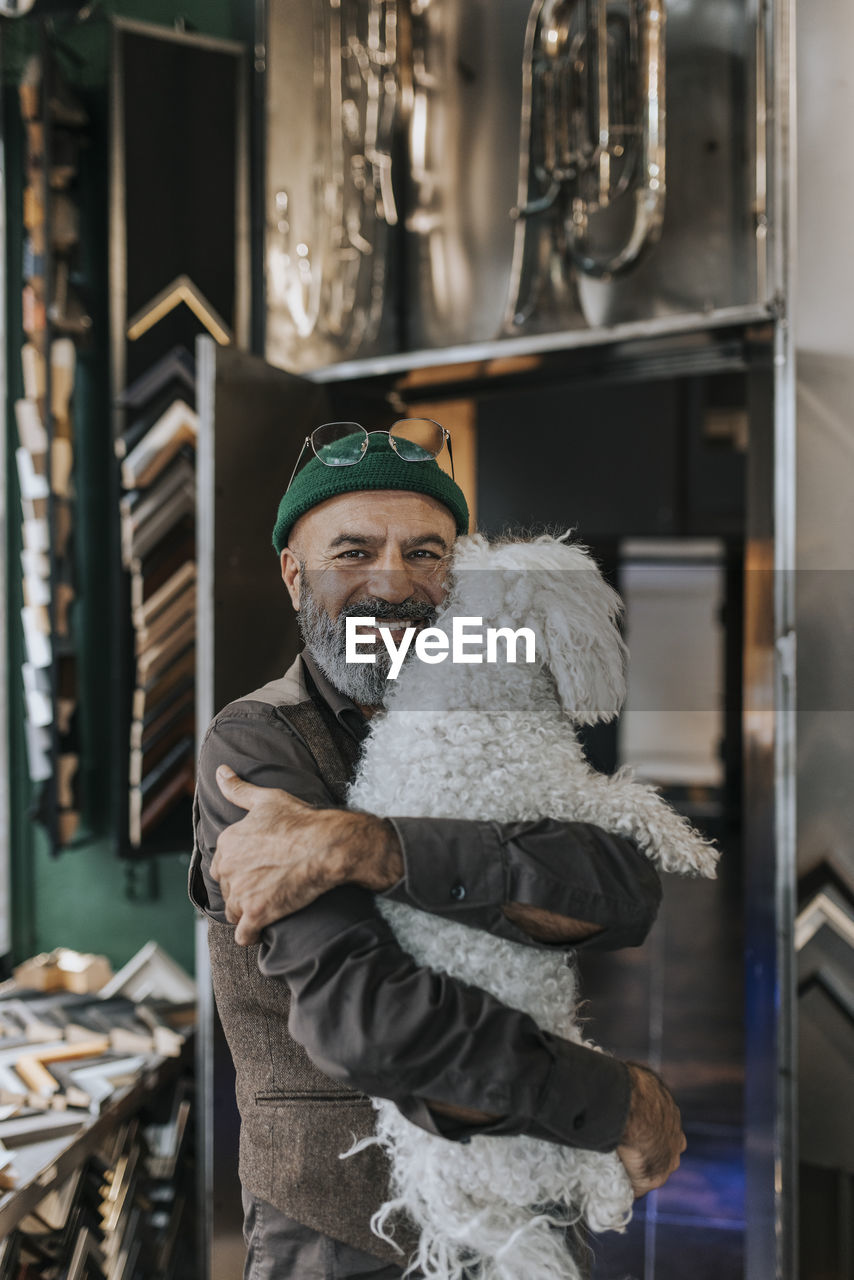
[297, 566, 436, 707]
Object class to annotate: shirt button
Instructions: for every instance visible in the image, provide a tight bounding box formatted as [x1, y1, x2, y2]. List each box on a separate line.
[573, 1111, 586, 1130]
[450, 882, 466, 901]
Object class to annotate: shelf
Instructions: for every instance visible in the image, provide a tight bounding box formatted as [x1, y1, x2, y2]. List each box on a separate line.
[0, 1032, 193, 1239]
[305, 304, 774, 385]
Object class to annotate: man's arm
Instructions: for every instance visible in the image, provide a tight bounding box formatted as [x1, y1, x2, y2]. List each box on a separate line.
[261, 885, 686, 1194]
[196, 704, 685, 1196]
[196, 706, 631, 1151]
[213, 779, 662, 952]
[386, 814, 661, 949]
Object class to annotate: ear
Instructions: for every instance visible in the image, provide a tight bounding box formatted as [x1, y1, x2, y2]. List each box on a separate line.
[280, 548, 301, 610]
[530, 542, 628, 724]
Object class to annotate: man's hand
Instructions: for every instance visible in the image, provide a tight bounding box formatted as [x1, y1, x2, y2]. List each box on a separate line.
[616, 1062, 686, 1197]
[211, 766, 403, 944]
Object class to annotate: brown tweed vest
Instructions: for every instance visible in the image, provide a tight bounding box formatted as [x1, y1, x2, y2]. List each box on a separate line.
[193, 694, 417, 1265]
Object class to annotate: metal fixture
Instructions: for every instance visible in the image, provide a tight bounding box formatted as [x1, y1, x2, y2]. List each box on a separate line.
[267, 0, 401, 354]
[506, 0, 666, 327]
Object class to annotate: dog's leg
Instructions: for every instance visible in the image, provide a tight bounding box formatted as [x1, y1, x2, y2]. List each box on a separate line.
[563, 773, 719, 878]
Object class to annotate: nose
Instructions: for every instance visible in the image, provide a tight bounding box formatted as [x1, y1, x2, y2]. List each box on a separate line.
[362, 550, 422, 603]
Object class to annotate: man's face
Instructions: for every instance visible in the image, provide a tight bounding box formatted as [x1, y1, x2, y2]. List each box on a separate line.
[280, 490, 457, 707]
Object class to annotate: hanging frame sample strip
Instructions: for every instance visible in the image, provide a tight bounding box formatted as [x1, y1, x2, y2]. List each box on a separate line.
[109, 20, 249, 853]
[16, 48, 91, 850]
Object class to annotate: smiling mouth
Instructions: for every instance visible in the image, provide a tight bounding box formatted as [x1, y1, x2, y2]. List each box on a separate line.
[371, 619, 426, 636]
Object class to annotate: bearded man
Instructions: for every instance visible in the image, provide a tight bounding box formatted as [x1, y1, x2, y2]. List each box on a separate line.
[189, 424, 685, 1280]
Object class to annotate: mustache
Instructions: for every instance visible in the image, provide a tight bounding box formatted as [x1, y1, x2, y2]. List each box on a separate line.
[336, 598, 437, 625]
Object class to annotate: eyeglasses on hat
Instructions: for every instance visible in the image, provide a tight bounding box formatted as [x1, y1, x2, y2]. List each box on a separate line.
[285, 419, 454, 493]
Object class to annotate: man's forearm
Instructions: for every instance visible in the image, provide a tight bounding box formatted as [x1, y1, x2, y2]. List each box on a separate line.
[349, 816, 604, 944]
[264, 802, 660, 948]
[258, 883, 633, 1154]
[212, 787, 638, 946]
[344, 814, 404, 890]
[382, 814, 661, 950]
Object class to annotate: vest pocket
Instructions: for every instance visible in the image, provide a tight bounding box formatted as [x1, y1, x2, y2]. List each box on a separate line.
[254, 1089, 372, 1105]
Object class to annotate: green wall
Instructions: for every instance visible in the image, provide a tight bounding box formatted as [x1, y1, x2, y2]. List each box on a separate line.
[5, 0, 245, 976]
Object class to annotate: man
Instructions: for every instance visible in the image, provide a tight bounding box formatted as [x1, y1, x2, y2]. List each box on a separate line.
[190, 427, 686, 1279]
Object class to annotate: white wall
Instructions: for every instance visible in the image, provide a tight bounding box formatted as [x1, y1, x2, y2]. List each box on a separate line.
[618, 540, 725, 788]
[795, 1, 854, 888]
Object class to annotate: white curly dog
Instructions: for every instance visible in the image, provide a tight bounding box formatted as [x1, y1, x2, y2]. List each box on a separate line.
[346, 532, 718, 1280]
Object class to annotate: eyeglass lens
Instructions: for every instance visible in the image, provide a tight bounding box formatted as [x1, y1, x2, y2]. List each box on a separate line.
[388, 418, 445, 461]
[310, 422, 369, 466]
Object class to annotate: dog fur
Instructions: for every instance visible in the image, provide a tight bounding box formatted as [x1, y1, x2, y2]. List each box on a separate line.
[345, 533, 718, 1279]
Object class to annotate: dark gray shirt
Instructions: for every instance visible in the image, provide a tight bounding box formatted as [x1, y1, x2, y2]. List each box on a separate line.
[192, 653, 661, 1153]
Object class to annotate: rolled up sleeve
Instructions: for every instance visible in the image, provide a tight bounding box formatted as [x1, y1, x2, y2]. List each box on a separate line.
[384, 815, 661, 950]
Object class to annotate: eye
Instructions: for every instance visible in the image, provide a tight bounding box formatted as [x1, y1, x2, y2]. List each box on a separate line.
[337, 549, 369, 560]
[408, 548, 441, 560]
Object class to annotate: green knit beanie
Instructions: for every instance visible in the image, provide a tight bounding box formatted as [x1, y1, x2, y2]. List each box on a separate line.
[272, 431, 470, 552]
